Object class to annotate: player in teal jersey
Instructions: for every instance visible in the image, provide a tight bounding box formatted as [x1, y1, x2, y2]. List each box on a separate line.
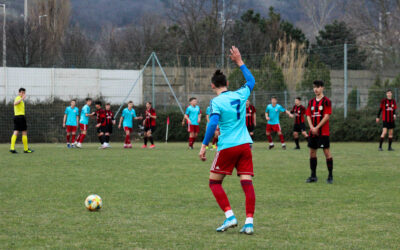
[199, 46, 256, 235]
[265, 97, 293, 150]
[118, 101, 142, 148]
[76, 98, 95, 148]
[183, 97, 202, 149]
[63, 100, 80, 148]
[205, 106, 219, 150]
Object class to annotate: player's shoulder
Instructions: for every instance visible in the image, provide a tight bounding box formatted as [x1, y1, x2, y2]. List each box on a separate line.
[15, 96, 21, 101]
[323, 96, 332, 104]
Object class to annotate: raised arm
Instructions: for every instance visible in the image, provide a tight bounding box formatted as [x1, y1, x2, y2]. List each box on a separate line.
[230, 46, 255, 91]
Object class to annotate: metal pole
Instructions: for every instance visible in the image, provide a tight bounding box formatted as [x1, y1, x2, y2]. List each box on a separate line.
[0, 4, 5, 67]
[344, 43, 348, 118]
[153, 53, 185, 115]
[24, 0, 28, 66]
[39, 15, 47, 67]
[152, 52, 155, 108]
[221, 0, 225, 68]
[356, 88, 360, 110]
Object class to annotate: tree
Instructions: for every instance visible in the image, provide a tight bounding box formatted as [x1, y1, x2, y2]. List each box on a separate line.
[312, 20, 367, 69]
[62, 25, 95, 68]
[299, 55, 331, 98]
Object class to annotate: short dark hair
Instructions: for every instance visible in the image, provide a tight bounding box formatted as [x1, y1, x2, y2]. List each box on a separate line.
[85, 97, 92, 102]
[271, 96, 277, 100]
[128, 101, 133, 104]
[146, 102, 152, 106]
[71, 99, 76, 102]
[95, 101, 102, 106]
[386, 89, 392, 93]
[19, 88, 26, 93]
[211, 70, 227, 88]
[313, 80, 324, 87]
[296, 97, 301, 101]
[189, 97, 197, 102]
[106, 103, 111, 105]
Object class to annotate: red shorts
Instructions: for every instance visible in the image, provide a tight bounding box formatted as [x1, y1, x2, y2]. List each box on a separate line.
[266, 124, 281, 133]
[66, 125, 77, 133]
[188, 125, 200, 133]
[79, 123, 88, 131]
[210, 144, 254, 176]
[124, 127, 133, 133]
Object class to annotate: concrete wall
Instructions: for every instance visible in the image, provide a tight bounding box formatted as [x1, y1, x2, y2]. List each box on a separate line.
[0, 67, 143, 104]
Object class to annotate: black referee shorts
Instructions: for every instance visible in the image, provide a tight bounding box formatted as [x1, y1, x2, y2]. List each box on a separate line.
[14, 115, 27, 131]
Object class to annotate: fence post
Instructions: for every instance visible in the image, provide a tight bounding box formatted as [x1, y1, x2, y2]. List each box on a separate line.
[344, 43, 348, 118]
[4, 66, 7, 103]
[152, 52, 155, 108]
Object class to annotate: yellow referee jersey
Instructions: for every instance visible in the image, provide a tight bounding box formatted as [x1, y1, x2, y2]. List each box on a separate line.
[14, 96, 25, 116]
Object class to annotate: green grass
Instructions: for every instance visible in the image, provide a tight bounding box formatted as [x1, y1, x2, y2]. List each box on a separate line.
[1, 142, 399, 249]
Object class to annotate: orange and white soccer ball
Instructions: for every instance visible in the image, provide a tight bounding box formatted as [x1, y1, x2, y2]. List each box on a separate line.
[85, 194, 102, 211]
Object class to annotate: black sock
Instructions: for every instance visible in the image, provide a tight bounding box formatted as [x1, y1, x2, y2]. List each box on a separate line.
[379, 137, 384, 148]
[105, 135, 110, 143]
[310, 157, 317, 178]
[144, 137, 148, 145]
[149, 136, 154, 145]
[389, 138, 393, 148]
[98, 136, 104, 144]
[295, 138, 300, 148]
[326, 158, 333, 178]
[101, 135, 106, 144]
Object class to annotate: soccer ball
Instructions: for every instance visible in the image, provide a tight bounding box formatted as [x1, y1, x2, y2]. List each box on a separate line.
[85, 194, 102, 211]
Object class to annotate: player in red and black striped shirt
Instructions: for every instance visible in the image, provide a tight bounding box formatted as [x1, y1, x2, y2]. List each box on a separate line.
[290, 97, 308, 149]
[104, 103, 116, 148]
[245, 100, 256, 140]
[143, 102, 157, 148]
[305, 80, 333, 184]
[376, 89, 397, 151]
[95, 101, 108, 149]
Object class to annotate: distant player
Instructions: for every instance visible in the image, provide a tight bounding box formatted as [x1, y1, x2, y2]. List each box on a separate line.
[199, 46, 256, 235]
[184, 97, 202, 149]
[105, 103, 116, 147]
[205, 105, 219, 150]
[63, 99, 79, 148]
[305, 80, 333, 184]
[265, 97, 293, 150]
[246, 100, 256, 141]
[376, 89, 397, 151]
[118, 101, 142, 148]
[76, 98, 95, 148]
[95, 101, 108, 149]
[142, 102, 157, 148]
[10, 88, 34, 154]
[290, 97, 309, 149]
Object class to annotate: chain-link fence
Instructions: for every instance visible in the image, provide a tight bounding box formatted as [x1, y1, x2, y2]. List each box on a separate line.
[0, 44, 399, 143]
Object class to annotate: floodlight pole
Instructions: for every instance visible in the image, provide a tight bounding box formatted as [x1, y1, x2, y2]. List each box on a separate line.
[344, 43, 348, 119]
[152, 52, 155, 108]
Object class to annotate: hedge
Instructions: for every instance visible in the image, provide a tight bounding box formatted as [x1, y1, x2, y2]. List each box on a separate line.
[0, 101, 397, 143]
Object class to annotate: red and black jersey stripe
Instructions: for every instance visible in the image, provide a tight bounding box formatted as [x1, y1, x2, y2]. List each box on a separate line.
[145, 108, 156, 127]
[105, 110, 114, 125]
[96, 109, 107, 126]
[378, 98, 397, 122]
[246, 105, 256, 126]
[306, 96, 332, 136]
[291, 105, 306, 124]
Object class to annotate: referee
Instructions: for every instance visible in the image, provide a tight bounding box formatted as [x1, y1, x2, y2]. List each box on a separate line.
[10, 88, 34, 153]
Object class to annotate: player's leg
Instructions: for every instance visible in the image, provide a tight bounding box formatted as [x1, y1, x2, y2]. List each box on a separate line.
[21, 130, 33, 153]
[379, 127, 387, 150]
[105, 132, 110, 147]
[188, 131, 195, 149]
[266, 125, 274, 149]
[323, 147, 333, 184]
[209, 149, 238, 232]
[143, 129, 148, 148]
[124, 128, 130, 148]
[293, 131, 300, 149]
[388, 128, 394, 150]
[66, 127, 71, 148]
[10, 130, 19, 153]
[193, 130, 199, 147]
[307, 146, 318, 183]
[277, 125, 286, 149]
[71, 127, 77, 147]
[148, 129, 155, 148]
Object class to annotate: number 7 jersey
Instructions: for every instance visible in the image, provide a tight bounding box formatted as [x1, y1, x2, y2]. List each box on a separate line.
[210, 85, 253, 151]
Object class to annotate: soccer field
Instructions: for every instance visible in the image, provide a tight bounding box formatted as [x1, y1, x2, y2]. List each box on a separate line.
[1, 142, 399, 249]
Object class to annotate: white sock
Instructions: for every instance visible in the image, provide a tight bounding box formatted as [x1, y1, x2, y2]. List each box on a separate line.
[269, 143, 274, 146]
[225, 210, 234, 218]
[282, 143, 286, 146]
[245, 217, 253, 224]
